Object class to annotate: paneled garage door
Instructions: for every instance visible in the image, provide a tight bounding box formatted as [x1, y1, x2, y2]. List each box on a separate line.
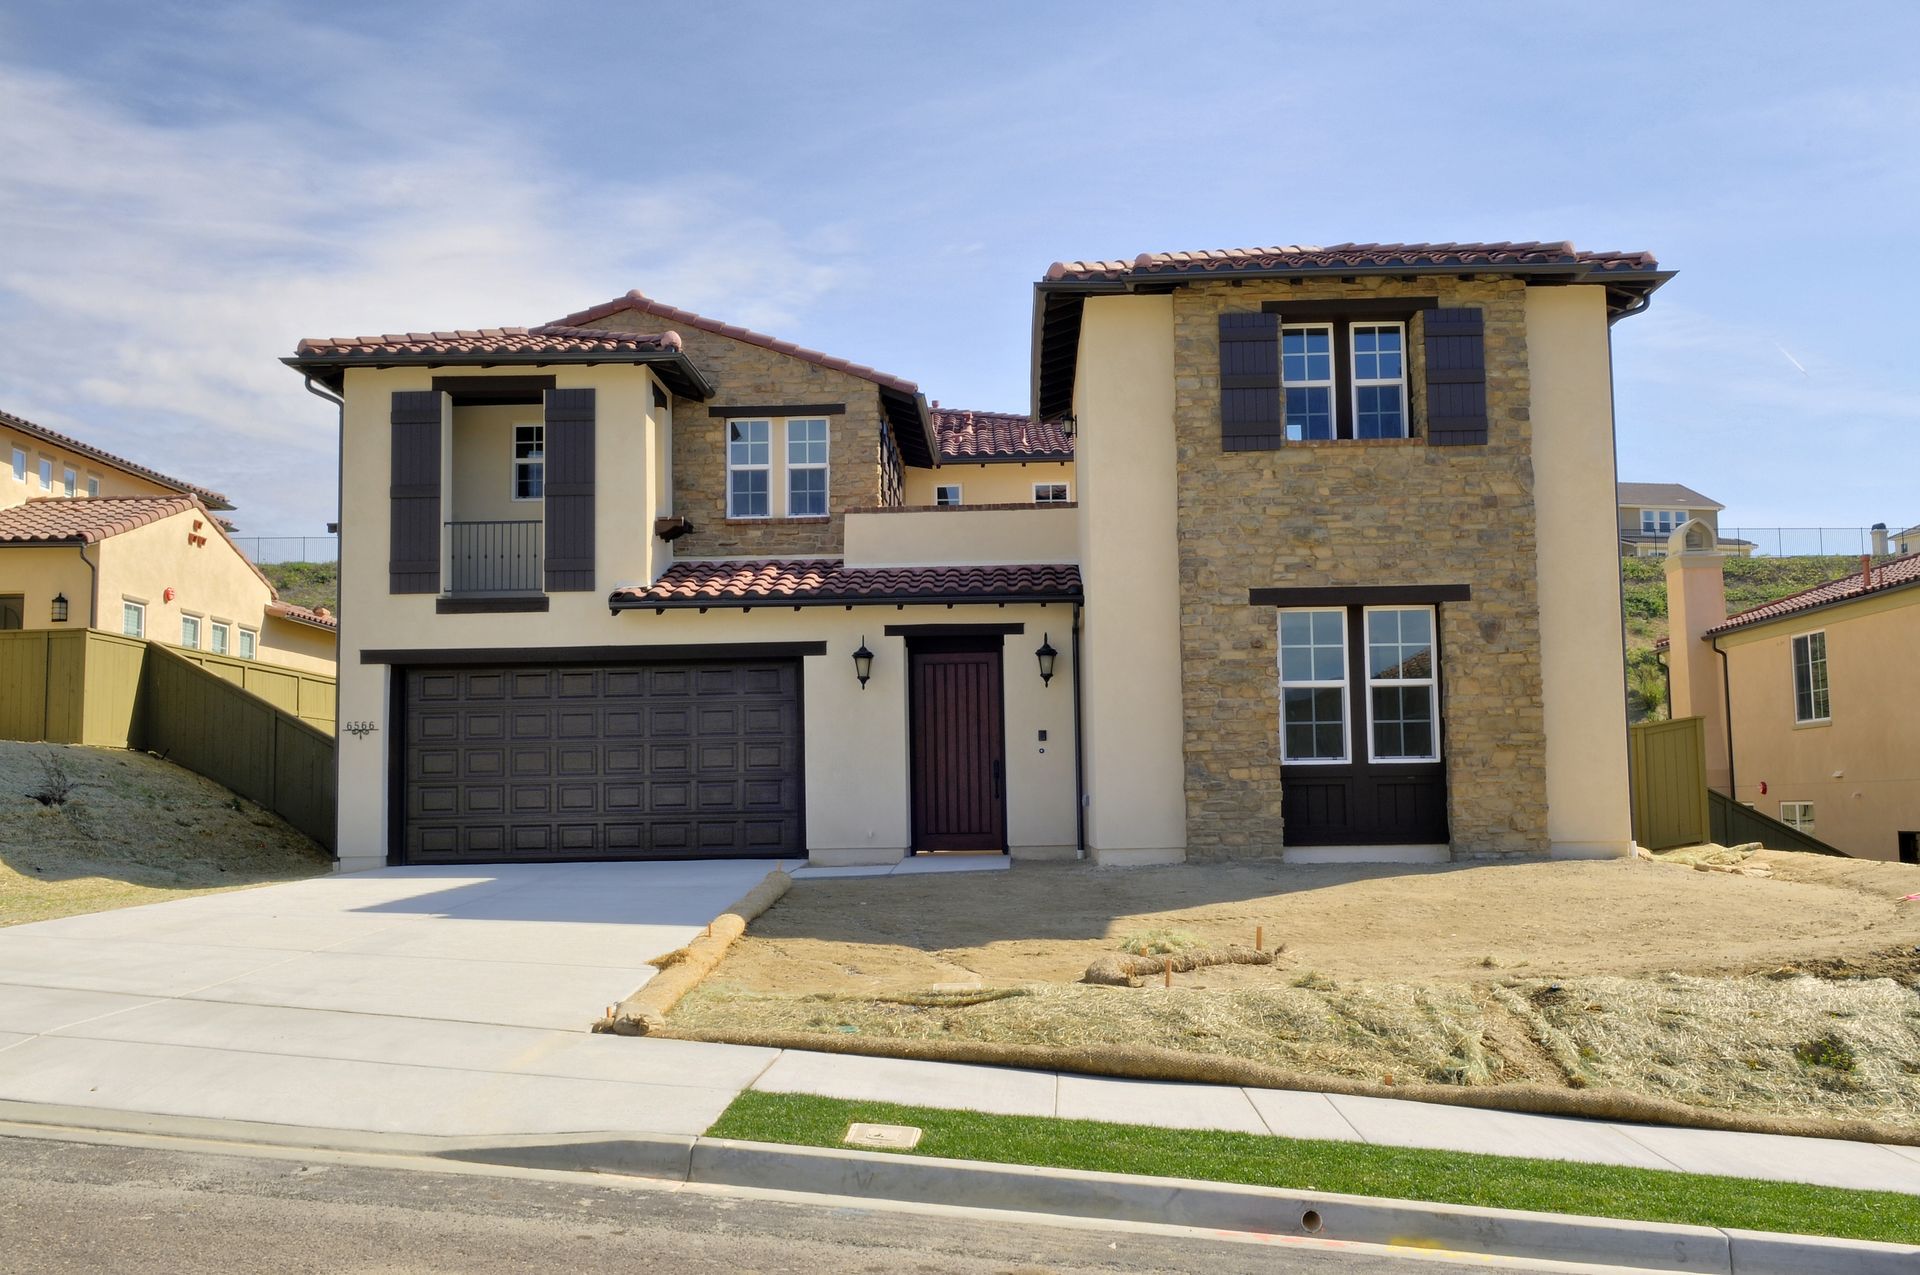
[403, 660, 802, 862]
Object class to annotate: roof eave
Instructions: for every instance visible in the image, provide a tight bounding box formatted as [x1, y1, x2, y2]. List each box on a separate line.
[610, 588, 1083, 613]
[282, 350, 717, 401]
[1708, 574, 1920, 639]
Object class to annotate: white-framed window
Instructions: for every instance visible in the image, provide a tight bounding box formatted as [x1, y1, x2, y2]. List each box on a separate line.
[1278, 608, 1349, 763]
[512, 424, 544, 500]
[180, 614, 201, 650]
[1640, 509, 1688, 536]
[1792, 631, 1830, 723]
[1781, 802, 1815, 833]
[209, 621, 230, 656]
[1365, 606, 1439, 761]
[62, 467, 76, 496]
[726, 419, 771, 518]
[238, 628, 257, 660]
[934, 484, 963, 506]
[85, 475, 99, 497]
[1351, 323, 1408, 439]
[121, 600, 145, 638]
[38, 458, 52, 490]
[1282, 324, 1336, 441]
[1034, 482, 1071, 504]
[786, 418, 829, 517]
[9, 447, 24, 482]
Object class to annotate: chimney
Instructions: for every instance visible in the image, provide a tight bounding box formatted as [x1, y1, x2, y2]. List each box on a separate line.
[1663, 519, 1732, 793]
[1872, 523, 1889, 556]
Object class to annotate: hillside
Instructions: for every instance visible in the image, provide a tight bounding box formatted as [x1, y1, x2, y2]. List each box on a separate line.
[259, 560, 339, 614]
[1622, 555, 1870, 721]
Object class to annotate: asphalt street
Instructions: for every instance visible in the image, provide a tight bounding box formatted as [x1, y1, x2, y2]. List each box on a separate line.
[0, 1131, 1571, 1274]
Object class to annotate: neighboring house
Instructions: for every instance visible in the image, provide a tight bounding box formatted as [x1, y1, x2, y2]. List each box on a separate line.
[902, 408, 1075, 507]
[3, 407, 233, 512]
[1888, 523, 1920, 557]
[0, 496, 337, 675]
[1616, 482, 1752, 557]
[290, 240, 1667, 872]
[1663, 520, 1919, 862]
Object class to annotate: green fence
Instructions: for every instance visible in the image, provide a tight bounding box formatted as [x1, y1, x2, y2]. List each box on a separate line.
[1627, 716, 1711, 851]
[1709, 788, 1847, 857]
[0, 628, 336, 851]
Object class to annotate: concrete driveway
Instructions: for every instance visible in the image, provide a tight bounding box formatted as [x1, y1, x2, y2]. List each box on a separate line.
[0, 861, 789, 1138]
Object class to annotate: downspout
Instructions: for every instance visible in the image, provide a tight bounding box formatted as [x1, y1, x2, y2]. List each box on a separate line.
[1071, 600, 1086, 860]
[75, 540, 99, 628]
[1711, 634, 1736, 801]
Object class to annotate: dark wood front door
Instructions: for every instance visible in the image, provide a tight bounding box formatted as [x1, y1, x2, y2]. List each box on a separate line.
[908, 637, 1007, 852]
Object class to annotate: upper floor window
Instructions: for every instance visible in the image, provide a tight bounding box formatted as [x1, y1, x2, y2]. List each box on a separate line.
[786, 418, 829, 517]
[728, 419, 772, 518]
[9, 448, 23, 482]
[1792, 631, 1829, 723]
[62, 467, 76, 496]
[512, 425, 544, 500]
[1283, 322, 1407, 441]
[85, 476, 99, 497]
[935, 484, 962, 506]
[1034, 482, 1070, 504]
[238, 628, 257, 660]
[38, 458, 52, 490]
[1640, 509, 1688, 535]
[210, 622, 230, 655]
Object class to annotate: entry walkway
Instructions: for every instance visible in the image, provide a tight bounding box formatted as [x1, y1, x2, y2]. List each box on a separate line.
[0, 862, 1914, 1195]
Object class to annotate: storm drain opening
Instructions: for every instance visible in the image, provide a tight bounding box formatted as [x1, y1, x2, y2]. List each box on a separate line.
[1300, 1209, 1323, 1233]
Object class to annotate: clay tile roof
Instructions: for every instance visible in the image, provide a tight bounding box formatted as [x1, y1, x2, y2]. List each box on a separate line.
[0, 495, 202, 544]
[1044, 241, 1661, 282]
[610, 559, 1082, 611]
[550, 291, 920, 396]
[292, 324, 683, 358]
[266, 600, 338, 631]
[932, 408, 1074, 461]
[1, 408, 232, 510]
[1706, 553, 1920, 637]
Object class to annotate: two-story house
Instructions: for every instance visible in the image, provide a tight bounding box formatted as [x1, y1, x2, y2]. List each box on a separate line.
[292, 240, 1667, 872]
[1616, 482, 1753, 557]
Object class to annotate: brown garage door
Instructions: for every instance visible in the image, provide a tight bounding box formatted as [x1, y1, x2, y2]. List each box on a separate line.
[403, 660, 802, 863]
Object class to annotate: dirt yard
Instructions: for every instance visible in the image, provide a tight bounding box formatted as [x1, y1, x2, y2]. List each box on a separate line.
[671, 853, 1920, 1131]
[0, 743, 332, 926]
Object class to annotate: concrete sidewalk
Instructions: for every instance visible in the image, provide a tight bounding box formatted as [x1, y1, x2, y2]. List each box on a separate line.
[0, 860, 1915, 1197]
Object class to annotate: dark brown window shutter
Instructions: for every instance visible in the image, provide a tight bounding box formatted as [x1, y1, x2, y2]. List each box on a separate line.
[1219, 312, 1282, 451]
[1424, 308, 1488, 446]
[543, 388, 596, 592]
[389, 391, 444, 594]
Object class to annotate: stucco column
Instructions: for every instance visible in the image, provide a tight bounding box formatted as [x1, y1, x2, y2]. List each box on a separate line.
[1526, 287, 1635, 858]
[1663, 526, 1731, 792]
[1073, 294, 1187, 864]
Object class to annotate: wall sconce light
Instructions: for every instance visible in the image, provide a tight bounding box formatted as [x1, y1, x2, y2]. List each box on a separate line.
[852, 637, 874, 690]
[1035, 633, 1058, 687]
[1055, 415, 1077, 439]
[50, 593, 69, 623]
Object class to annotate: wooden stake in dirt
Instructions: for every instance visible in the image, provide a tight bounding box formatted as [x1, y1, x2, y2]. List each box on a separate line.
[1164, 958, 1172, 988]
[1256, 926, 1264, 952]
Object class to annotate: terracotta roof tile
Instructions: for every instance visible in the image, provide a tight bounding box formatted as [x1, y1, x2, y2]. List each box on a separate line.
[1706, 553, 1920, 636]
[292, 325, 683, 358]
[2, 408, 231, 510]
[0, 495, 201, 544]
[551, 291, 920, 395]
[611, 559, 1081, 611]
[1045, 241, 1661, 283]
[266, 600, 338, 630]
[932, 408, 1074, 461]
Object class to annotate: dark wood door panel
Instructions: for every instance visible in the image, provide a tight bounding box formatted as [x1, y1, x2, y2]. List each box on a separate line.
[909, 640, 1006, 852]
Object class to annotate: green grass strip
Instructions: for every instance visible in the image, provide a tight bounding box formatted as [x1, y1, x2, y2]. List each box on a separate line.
[709, 1090, 1920, 1245]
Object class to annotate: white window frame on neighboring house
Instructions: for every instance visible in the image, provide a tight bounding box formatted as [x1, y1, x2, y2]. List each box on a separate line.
[1363, 605, 1441, 763]
[180, 614, 202, 650]
[511, 424, 544, 501]
[1276, 607, 1350, 764]
[1349, 321, 1409, 440]
[1281, 323, 1337, 441]
[1780, 801, 1815, 833]
[1791, 630, 1830, 723]
[1640, 509, 1688, 536]
[122, 599, 146, 638]
[62, 467, 76, 496]
[10, 447, 24, 483]
[209, 621, 230, 656]
[726, 419, 772, 519]
[38, 458, 52, 490]
[238, 628, 257, 660]
[934, 484, 963, 506]
[1033, 482, 1071, 504]
[85, 475, 100, 497]
[785, 417, 830, 517]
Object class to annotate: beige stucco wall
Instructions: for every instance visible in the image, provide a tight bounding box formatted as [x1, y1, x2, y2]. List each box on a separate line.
[333, 363, 1076, 871]
[902, 460, 1074, 507]
[1526, 287, 1634, 858]
[1, 421, 186, 508]
[842, 505, 1078, 568]
[259, 616, 342, 676]
[450, 403, 545, 525]
[0, 545, 93, 627]
[1073, 293, 1187, 864]
[1718, 590, 1920, 861]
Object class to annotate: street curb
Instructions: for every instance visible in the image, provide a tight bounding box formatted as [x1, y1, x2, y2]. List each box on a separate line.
[0, 1101, 1913, 1273]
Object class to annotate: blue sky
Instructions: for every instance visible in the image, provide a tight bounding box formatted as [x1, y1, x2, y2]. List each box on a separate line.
[2, 1, 1915, 537]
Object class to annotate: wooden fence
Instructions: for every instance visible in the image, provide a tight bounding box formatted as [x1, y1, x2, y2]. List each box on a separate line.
[1627, 715, 1711, 851]
[0, 628, 335, 850]
[1709, 788, 1847, 857]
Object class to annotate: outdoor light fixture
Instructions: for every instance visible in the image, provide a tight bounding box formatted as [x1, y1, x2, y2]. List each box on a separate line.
[1056, 415, 1077, 439]
[1035, 633, 1058, 687]
[852, 637, 874, 690]
[50, 593, 68, 623]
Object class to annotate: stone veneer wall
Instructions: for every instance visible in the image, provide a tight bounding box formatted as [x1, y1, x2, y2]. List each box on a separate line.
[1172, 276, 1547, 859]
[584, 311, 891, 559]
